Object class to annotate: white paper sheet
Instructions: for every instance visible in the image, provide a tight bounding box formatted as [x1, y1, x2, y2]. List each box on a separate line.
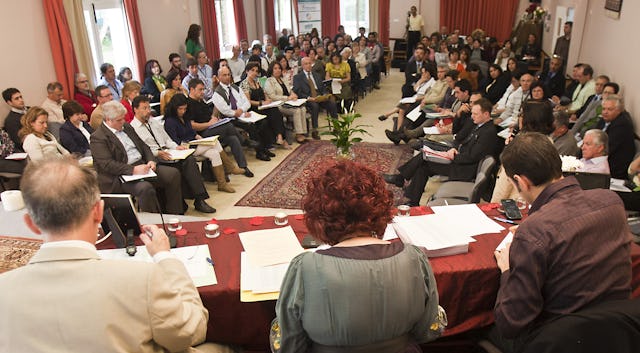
[406, 105, 422, 122]
[610, 178, 632, 193]
[399, 97, 417, 104]
[496, 232, 514, 251]
[284, 98, 307, 107]
[426, 112, 449, 118]
[97, 244, 217, 287]
[121, 169, 157, 182]
[167, 148, 195, 160]
[238, 111, 267, 123]
[393, 214, 474, 256]
[430, 204, 505, 237]
[189, 135, 219, 146]
[239, 226, 305, 267]
[331, 79, 342, 94]
[240, 252, 290, 294]
[423, 126, 441, 135]
[258, 100, 283, 110]
[382, 223, 398, 240]
[5, 152, 28, 160]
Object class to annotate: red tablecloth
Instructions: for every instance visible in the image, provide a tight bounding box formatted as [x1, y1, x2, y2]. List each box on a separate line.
[99, 209, 640, 350]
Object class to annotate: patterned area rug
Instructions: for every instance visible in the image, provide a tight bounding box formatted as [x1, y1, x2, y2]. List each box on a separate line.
[0, 236, 41, 274]
[236, 141, 414, 209]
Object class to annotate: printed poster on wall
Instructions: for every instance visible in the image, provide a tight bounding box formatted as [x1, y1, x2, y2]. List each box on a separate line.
[298, 0, 321, 35]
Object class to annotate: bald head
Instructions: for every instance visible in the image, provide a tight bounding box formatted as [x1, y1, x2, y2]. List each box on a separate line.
[21, 158, 100, 235]
[301, 57, 313, 72]
[218, 66, 232, 85]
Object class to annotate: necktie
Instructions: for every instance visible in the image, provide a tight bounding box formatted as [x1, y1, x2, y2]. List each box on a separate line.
[228, 87, 237, 110]
[307, 72, 317, 97]
[602, 122, 610, 132]
[416, 61, 422, 74]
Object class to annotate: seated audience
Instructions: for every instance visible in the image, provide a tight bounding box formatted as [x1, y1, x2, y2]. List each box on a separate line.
[384, 98, 498, 206]
[74, 73, 98, 116]
[293, 57, 338, 140]
[519, 33, 541, 64]
[264, 61, 308, 144]
[41, 82, 66, 125]
[160, 70, 188, 115]
[228, 46, 246, 84]
[570, 79, 615, 140]
[19, 107, 69, 163]
[401, 47, 426, 98]
[99, 63, 124, 101]
[129, 95, 216, 213]
[117, 66, 133, 83]
[181, 58, 200, 93]
[59, 100, 93, 156]
[195, 50, 214, 100]
[325, 52, 353, 107]
[121, 80, 142, 123]
[0, 158, 234, 353]
[537, 55, 565, 99]
[494, 40, 515, 71]
[550, 111, 579, 157]
[141, 59, 167, 103]
[167, 52, 189, 80]
[90, 100, 183, 214]
[556, 64, 595, 115]
[495, 72, 533, 129]
[579, 129, 610, 174]
[490, 132, 631, 352]
[595, 94, 635, 179]
[273, 160, 446, 352]
[184, 78, 254, 178]
[484, 64, 510, 105]
[164, 94, 243, 193]
[2, 87, 27, 151]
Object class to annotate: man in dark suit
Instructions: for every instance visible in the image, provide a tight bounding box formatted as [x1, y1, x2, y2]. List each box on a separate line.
[90, 100, 184, 214]
[293, 57, 338, 140]
[2, 87, 27, 151]
[537, 56, 565, 99]
[384, 98, 498, 205]
[401, 46, 426, 97]
[596, 94, 636, 179]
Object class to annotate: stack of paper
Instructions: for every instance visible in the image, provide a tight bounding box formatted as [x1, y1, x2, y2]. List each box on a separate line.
[284, 98, 307, 107]
[239, 226, 304, 301]
[430, 204, 505, 237]
[97, 245, 217, 287]
[167, 148, 195, 160]
[399, 97, 417, 104]
[393, 214, 474, 257]
[258, 100, 283, 110]
[238, 111, 267, 123]
[189, 135, 219, 146]
[120, 169, 157, 182]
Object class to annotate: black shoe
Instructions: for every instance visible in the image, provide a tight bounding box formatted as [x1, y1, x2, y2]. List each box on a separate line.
[373, 84, 381, 89]
[312, 131, 321, 140]
[194, 199, 216, 213]
[385, 129, 401, 145]
[243, 167, 254, 178]
[265, 150, 276, 157]
[378, 114, 388, 121]
[256, 151, 271, 161]
[383, 173, 404, 187]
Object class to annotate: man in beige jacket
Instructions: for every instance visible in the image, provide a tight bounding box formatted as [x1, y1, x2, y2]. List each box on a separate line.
[0, 157, 234, 353]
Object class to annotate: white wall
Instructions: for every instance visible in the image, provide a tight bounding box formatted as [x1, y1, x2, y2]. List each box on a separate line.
[137, 0, 201, 67]
[0, 1, 56, 127]
[389, 1, 439, 39]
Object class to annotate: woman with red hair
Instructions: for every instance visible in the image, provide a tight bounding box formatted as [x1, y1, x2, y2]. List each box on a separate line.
[271, 160, 446, 353]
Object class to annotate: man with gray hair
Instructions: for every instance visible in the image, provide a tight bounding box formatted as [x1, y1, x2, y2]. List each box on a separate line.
[578, 129, 610, 174]
[90, 100, 184, 214]
[0, 158, 234, 353]
[41, 81, 66, 129]
[551, 111, 579, 156]
[595, 94, 635, 179]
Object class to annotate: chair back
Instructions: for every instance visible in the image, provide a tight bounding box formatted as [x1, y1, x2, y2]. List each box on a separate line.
[469, 155, 497, 203]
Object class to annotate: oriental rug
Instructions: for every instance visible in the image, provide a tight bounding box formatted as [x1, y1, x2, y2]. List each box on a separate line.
[0, 235, 41, 274]
[235, 141, 414, 209]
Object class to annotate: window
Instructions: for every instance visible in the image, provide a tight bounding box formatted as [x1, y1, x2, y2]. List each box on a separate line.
[340, 0, 369, 37]
[82, 0, 137, 83]
[215, 0, 238, 58]
[275, 0, 296, 35]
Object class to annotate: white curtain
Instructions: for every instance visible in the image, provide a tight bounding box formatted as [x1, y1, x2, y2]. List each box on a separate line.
[63, 0, 97, 87]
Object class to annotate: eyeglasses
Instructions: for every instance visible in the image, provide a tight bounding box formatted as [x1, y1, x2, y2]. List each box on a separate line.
[100, 93, 113, 98]
[78, 80, 89, 84]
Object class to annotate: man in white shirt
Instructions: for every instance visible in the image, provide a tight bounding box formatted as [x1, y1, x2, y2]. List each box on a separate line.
[407, 5, 424, 57]
[578, 129, 610, 174]
[227, 45, 246, 84]
[495, 72, 533, 129]
[130, 95, 216, 213]
[41, 82, 66, 124]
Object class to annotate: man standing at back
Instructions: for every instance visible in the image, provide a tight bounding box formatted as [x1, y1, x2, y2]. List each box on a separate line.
[0, 158, 234, 353]
[492, 132, 631, 352]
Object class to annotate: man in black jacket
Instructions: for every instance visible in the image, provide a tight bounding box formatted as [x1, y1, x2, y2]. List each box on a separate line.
[384, 98, 498, 205]
[595, 94, 635, 179]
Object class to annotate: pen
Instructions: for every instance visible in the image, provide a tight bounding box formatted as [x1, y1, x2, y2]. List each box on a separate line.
[493, 217, 518, 225]
[206, 257, 215, 266]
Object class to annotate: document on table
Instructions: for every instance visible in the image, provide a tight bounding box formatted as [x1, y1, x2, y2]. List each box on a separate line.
[399, 96, 417, 104]
[97, 245, 217, 287]
[393, 214, 474, 257]
[284, 98, 307, 107]
[239, 225, 305, 266]
[120, 169, 157, 182]
[406, 105, 422, 122]
[167, 148, 195, 160]
[240, 252, 290, 295]
[382, 223, 398, 240]
[188, 135, 219, 146]
[238, 111, 267, 123]
[258, 100, 283, 110]
[496, 232, 514, 251]
[610, 178, 632, 192]
[430, 204, 505, 237]
[331, 79, 342, 94]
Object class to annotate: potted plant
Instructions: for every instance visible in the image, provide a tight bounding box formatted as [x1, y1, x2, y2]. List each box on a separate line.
[322, 103, 371, 158]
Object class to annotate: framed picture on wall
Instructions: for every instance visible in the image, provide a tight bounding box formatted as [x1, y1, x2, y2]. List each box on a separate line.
[605, 0, 623, 19]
